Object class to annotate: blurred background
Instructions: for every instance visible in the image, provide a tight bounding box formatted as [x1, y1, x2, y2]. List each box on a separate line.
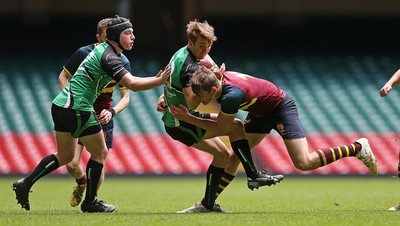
[1, 0, 400, 176]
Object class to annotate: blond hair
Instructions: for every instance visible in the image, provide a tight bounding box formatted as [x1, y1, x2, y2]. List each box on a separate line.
[186, 19, 217, 44]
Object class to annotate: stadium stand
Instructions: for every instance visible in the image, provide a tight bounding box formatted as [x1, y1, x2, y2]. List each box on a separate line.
[0, 55, 399, 175]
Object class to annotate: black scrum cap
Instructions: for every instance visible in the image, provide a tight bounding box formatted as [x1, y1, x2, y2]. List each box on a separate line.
[107, 15, 133, 50]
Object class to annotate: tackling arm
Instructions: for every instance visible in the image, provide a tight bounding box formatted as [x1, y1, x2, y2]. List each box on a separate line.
[169, 104, 236, 137]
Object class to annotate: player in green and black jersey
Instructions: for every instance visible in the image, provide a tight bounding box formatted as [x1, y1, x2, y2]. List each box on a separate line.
[159, 20, 282, 214]
[58, 18, 131, 209]
[12, 15, 170, 213]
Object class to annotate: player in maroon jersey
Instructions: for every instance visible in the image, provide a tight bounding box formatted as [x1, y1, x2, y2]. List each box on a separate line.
[170, 66, 378, 197]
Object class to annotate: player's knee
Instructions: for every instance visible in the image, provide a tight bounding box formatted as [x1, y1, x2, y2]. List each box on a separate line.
[227, 149, 235, 159]
[228, 119, 246, 140]
[100, 148, 109, 159]
[212, 147, 230, 162]
[66, 160, 79, 172]
[219, 150, 230, 161]
[293, 160, 312, 171]
[228, 152, 240, 164]
[89, 148, 108, 161]
[231, 118, 244, 129]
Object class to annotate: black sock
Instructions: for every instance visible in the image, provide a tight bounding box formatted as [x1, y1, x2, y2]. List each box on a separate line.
[84, 159, 103, 203]
[231, 139, 258, 179]
[201, 165, 225, 210]
[24, 154, 59, 188]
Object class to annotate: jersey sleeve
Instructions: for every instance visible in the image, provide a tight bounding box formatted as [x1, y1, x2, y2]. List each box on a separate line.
[101, 51, 129, 83]
[219, 85, 246, 115]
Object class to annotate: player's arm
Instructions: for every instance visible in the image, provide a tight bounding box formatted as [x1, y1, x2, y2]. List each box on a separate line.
[58, 68, 73, 90]
[113, 87, 130, 114]
[170, 104, 236, 137]
[98, 87, 131, 124]
[60, 46, 91, 90]
[201, 55, 225, 79]
[156, 94, 167, 112]
[381, 69, 400, 97]
[118, 66, 171, 91]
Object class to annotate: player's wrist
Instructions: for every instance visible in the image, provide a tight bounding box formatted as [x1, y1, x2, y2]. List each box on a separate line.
[107, 108, 116, 117]
[159, 76, 167, 85]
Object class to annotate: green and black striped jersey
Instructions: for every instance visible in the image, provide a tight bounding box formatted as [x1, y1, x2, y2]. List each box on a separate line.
[53, 41, 128, 112]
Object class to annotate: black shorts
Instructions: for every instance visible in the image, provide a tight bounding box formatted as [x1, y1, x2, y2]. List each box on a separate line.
[164, 112, 211, 146]
[51, 104, 102, 138]
[244, 95, 305, 139]
[78, 118, 114, 148]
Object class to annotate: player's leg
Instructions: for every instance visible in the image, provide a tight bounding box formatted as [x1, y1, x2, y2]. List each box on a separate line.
[166, 111, 232, 213]
[67, 111, 115, 208]
[66, 117, 113, 208]
[79, 131, 115, 213]
[13, 104, 77, 211]
[284, 136, 377, 174]
[224, 119, 259, 179]
[177, 137, 229, 213]
[13, 131, 76, 211]
[274, 95, 377, 174]
[214, 167, 236, 202]
[283, 137, 318, 170]
[236, 132, 283, 190]
[166, 116, 230, 213]
[66, 142, 86, 207]
[202, 116, 260, 179]
[203, 115, 283, 192]
[96, 119, 114, 194]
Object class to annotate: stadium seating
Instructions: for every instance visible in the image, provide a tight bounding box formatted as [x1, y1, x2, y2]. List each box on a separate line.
[0, 55, 399, 175]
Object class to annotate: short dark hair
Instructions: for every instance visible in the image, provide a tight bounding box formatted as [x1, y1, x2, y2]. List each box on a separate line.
[97, 18, 111, 35]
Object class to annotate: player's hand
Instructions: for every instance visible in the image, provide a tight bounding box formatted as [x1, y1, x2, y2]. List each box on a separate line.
[98, 109, 112, 125]
[380, 84, 392, 97]
[169, 104, 189, 121]
[157, 94, 166, 112]
[212, 63, 225, 79]
[156, 65, 171, 85]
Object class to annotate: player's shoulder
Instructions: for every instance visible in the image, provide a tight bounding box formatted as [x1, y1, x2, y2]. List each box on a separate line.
[120, 53, 131, 72]
[120, 53, 130, 64]
[76, 43, 96, 55]
[171, 46, 191, 62]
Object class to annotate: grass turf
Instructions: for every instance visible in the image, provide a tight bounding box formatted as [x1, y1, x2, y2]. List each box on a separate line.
[1, 176, 399, 225]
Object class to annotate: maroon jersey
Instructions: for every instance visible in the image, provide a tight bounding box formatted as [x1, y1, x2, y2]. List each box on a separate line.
[93, 80, 119, 115]
[218, 71, 285, 116]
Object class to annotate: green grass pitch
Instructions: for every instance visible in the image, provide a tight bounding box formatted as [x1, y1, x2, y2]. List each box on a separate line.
[1, 176, 399, 225]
